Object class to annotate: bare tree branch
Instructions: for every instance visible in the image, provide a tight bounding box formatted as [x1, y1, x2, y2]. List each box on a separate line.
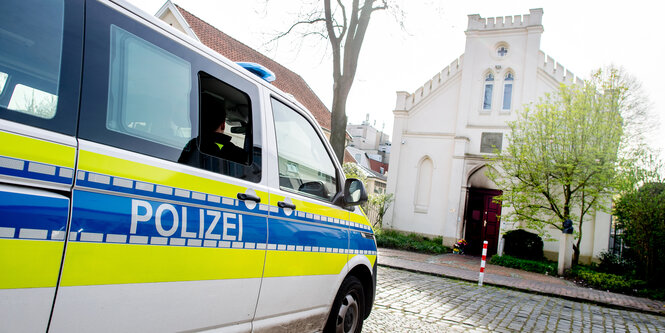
[267, 0, 396, 162]
[268, 18, 327, 43]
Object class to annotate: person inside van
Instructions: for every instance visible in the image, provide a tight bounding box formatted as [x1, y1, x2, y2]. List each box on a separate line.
[178, 93, 247, 169]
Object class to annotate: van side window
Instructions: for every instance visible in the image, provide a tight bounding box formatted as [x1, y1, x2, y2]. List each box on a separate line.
[271, 98, 337, 201]
[79, 15, 262, 183]
[178, 72, 256, 179]
[106, 25, 192, 149]
[0, 0, 63, 119]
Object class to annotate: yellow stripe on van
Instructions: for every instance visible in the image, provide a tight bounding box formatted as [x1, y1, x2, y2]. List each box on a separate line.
[350, 210, 372, 230]
[263, 251, 347, 277]
[59, 242, 266, 286]
[0, 131, 75, 168]
[78, 150, 267, 201]
[0, 239, 64, 289]
[364, 254, 377, 267]
[268, 193, 348, 221]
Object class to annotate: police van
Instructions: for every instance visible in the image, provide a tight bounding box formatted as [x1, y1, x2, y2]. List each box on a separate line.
[0, 0, 377, 332]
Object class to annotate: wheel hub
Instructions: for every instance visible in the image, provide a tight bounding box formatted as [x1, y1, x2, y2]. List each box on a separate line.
[336, 294, 359, 333]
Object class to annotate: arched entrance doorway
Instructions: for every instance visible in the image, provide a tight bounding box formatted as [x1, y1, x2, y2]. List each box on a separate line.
[463, 166, 502, 256]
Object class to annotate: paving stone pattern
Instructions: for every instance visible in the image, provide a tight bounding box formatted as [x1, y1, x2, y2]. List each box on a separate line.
[364, 267, 665, 332]
[378, 248, 665, 315]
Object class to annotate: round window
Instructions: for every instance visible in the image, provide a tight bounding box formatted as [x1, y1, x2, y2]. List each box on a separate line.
[497, 46, 508, 57]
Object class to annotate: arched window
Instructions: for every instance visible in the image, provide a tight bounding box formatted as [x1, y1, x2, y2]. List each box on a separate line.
[414, 157, 433, 213]
[502, 72, 514, 110]
[482, 73, 494, 110]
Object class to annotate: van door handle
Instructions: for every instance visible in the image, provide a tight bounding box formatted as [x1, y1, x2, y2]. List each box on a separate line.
[277, 201, 296, 210]
[237, 192, 261, 203]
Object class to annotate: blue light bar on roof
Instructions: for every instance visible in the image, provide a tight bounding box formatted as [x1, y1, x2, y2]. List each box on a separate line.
[236, 62, 276, 83]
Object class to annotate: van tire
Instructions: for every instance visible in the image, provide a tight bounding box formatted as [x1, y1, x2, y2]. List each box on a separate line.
[324, 276, 365, 333]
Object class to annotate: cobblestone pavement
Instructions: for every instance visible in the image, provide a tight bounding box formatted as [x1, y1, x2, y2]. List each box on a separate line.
[378, 248, 665, 314]
[364, 267, 665, 332]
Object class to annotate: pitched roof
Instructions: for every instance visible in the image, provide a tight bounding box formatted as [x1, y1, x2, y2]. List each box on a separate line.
[368, 158, 389, 174]
[343, 149, 356, 164]
[173, 4, 332, 131]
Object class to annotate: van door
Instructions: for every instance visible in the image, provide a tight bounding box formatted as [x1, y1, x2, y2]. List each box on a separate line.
[0, 0, 83, 331]
[48, 1, 267, 332]
[253, 96, 350, 331]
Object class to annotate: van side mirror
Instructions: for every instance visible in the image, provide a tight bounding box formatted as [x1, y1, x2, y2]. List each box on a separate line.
[343, 178, 367, 206]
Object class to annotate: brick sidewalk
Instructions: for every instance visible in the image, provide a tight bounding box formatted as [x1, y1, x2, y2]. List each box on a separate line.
[377, 247, 665, 316]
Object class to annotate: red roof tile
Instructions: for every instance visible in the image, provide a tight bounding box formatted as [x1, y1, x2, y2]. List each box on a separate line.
[368, 158, 389, 174]
[175, 5, 332, 131]
[343, 149, 356, 164]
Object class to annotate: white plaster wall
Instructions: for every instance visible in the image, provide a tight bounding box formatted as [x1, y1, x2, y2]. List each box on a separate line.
[541, 208, 612, 264]
[463, 33, 529, 125]
[384, 106, 407, 229]
[406, 79, 461, 134]
[535, 71, 562, 102]
[390, 136, 454, 236]
[160, 10, 186, 34]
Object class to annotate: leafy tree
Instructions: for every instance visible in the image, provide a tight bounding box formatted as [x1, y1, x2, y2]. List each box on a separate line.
[488, 70, 627, 265]
[272, 0, 391, 162]
[614, 183, 665, 285]
[342, 162, 367, 184]
[342, 162, 393, 228]
[592, 66, 656, 151]
[366, 192, 393, 228]
[594, 66, 663, 193]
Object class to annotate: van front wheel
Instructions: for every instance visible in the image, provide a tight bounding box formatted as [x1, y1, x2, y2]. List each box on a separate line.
[324, 276, 365, 333]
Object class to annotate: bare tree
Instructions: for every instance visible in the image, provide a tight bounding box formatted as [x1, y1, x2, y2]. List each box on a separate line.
[273, 0, 389, 162]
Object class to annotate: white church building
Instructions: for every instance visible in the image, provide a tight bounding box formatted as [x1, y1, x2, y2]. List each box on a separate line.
[384, 9, 612, 263]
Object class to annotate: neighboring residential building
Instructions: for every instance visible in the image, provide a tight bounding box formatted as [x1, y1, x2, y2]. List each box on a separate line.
[347, 146, 373, 169]
[347, 115, 391, 164]
[367, 158, 389, 178]
[361, 165, 388, 196]
[384, 9, 611, 263]
[346, 146, 387, 195]
[155, 1, 332, 136]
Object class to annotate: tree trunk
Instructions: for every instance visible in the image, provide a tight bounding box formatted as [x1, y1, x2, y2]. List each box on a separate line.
[572, 202, 585, 266]
[330, 83, 350, 163]
[324, 0, 377, 163]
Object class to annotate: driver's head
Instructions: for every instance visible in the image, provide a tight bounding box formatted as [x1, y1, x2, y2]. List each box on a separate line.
[201, 93, 226, 133]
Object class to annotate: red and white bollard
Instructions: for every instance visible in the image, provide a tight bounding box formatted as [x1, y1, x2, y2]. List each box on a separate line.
[478, 240, 488, 286]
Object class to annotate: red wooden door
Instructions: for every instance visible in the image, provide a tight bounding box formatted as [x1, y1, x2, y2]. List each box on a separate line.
[464, 189, 502, 256]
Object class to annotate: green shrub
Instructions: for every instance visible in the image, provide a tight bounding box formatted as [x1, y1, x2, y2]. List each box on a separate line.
[614, 182, 665, 286]
[489, 255, 557, 275]
[375, 229, 449, 254]
[597, 250, 636, 276]
[636, 288, 665, 301]
[503, 229, 544, 260]
[568, 266, 646, 293]
[489, 254, 665, 300]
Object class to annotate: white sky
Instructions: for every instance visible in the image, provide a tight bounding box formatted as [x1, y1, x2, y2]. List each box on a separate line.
[128, 0, 664, 158]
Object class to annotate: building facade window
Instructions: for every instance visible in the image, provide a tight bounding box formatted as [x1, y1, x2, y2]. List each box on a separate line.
[482, 73, 494, 110]
[502, 72, 514, 110]
[414, 156, 433, 213]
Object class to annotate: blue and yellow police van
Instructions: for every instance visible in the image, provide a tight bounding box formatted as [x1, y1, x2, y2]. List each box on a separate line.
[0, 0, 377, 331]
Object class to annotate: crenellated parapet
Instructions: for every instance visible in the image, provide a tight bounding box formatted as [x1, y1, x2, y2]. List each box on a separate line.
[396, 55, 464, 111]
[537, 50, 583, 85]
[467, 8, 543, 31]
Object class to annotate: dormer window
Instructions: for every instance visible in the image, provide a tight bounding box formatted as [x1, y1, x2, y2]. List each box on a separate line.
[483, 73, 494, 110]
